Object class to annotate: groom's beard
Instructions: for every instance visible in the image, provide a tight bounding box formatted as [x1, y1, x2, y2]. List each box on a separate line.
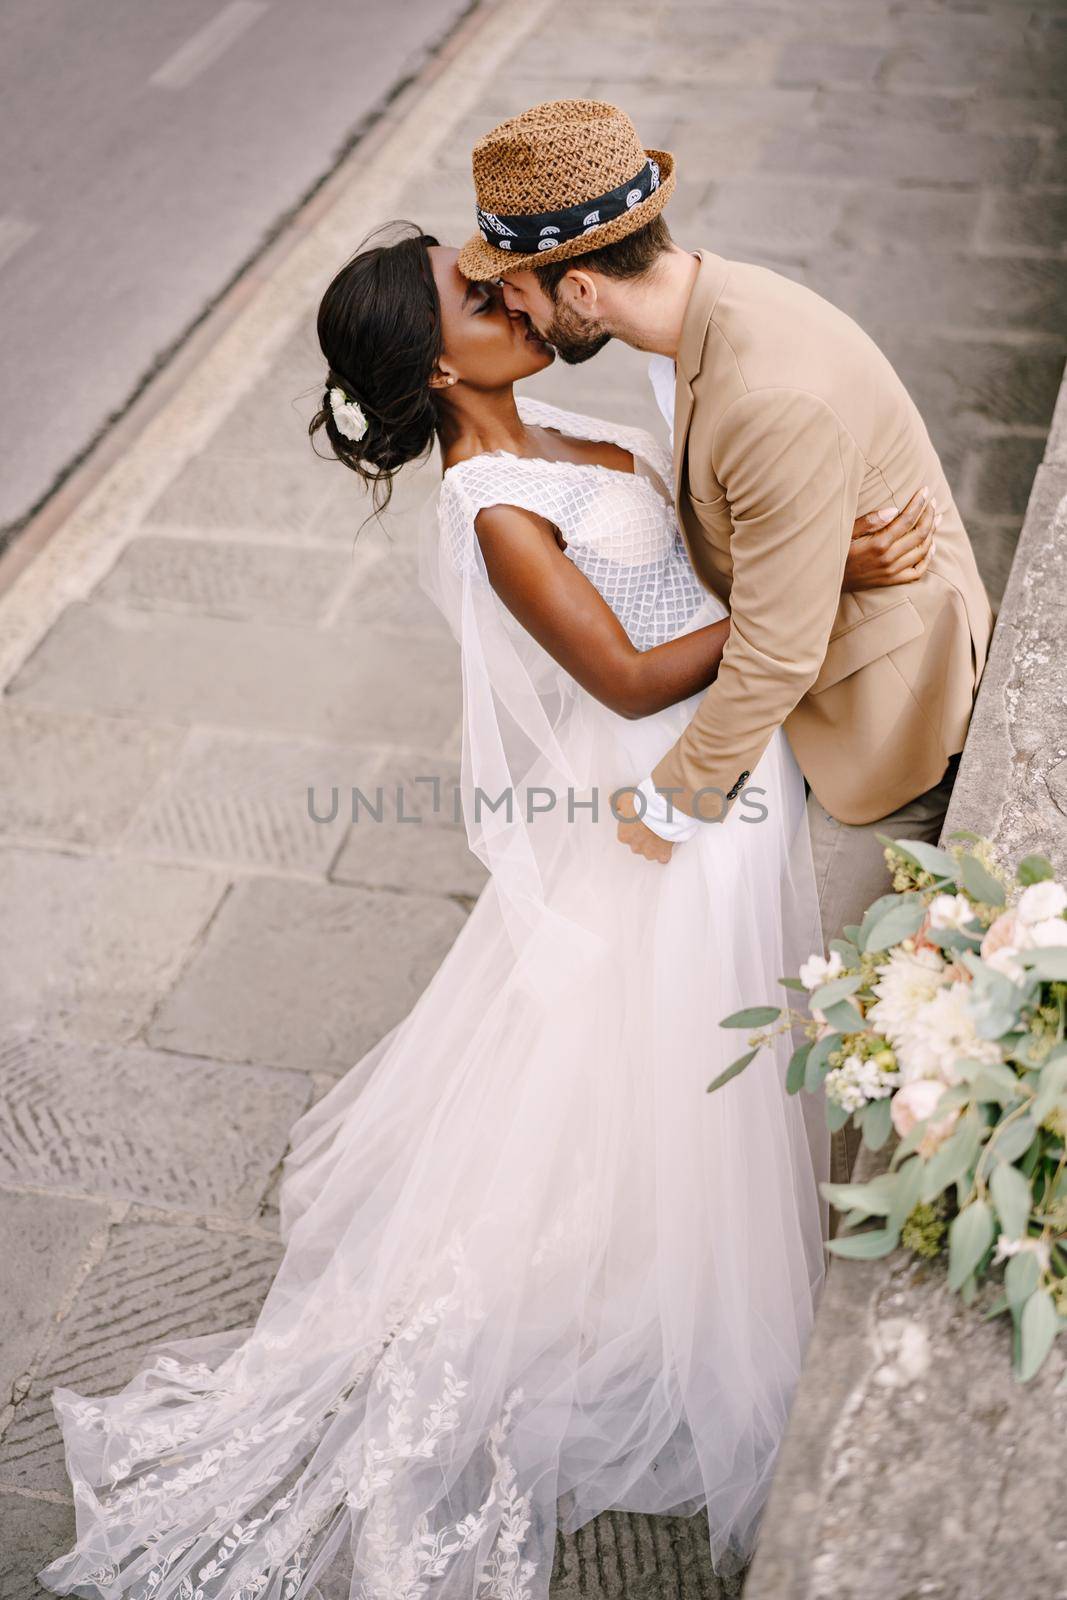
[541, 301, 611, 365]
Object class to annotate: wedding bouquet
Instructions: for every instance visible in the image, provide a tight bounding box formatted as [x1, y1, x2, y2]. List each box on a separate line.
[712, 834, 1067, 1381]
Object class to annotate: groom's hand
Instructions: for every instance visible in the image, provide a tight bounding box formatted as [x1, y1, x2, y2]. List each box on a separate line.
[616, 789, 674, 864]
[843, 487, 940, 591]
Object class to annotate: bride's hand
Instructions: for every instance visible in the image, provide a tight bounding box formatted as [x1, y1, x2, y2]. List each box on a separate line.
[615, 789, 674, 864]
[843, 487, 940, 590]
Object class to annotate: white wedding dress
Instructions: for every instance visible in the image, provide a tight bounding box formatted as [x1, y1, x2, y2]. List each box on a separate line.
[39, 397, 827, 1600]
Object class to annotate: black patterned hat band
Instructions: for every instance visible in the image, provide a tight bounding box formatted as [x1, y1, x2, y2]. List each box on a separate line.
[476, 158, 661, 255]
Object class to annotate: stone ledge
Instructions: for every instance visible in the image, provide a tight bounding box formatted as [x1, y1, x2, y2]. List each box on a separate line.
[745, 356, 1067, 1598]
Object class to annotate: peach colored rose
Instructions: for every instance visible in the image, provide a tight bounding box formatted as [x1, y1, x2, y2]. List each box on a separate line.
[912, 914, 941, 957]
[941, 961, 972, 984]
[981, 911, 1023, 961]
[890, 1078, 961, 1156]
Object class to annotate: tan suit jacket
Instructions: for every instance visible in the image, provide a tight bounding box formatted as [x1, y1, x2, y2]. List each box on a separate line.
[651, 251, 994, 826]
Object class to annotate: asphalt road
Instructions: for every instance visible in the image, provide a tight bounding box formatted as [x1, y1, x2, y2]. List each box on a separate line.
[0, 0, 471, 541]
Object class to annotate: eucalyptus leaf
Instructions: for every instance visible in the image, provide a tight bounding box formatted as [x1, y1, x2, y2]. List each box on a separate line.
[969, 1061, 1026, 1104]
[707, 1049, 759, 1093]
[858, 893, 907, 949]
[805, 1032, 843, 1093]
[826, 1099, 852, 1133]
[958, 853, 1006, 907]
[1018, 1288, 1060, 1382]
[1030, 1058, 1067, 1128]
[720, 1005, 781, 1029]
[891, 838, 960, 883]
[1017, 853, 1054, 886]
[921, 1112, 982, 1202]
[989, 1162, 1032, 1239]
[829, 938, 860, 966]
[1004, 1248, 1040, 1310]
[809, 973, 864, 1010]
[992, 1113, 1038, 1166]
[820, 1177, 896, 1217]
[821, 999, 864, 1031]
[890, 1121, 927, 1167]
[862, 897, 927, 954]
[962, 956, 1030, 1039]
[779, 976, 807, 992]
[842, 924, 863, 947]
[887, 1156, 925, 1236]
[785, 1043, 810, 1096]
[932, 1084, 976, 1115]
[858, 1095, 893, 1150]
[826, 1227, 900, 1260]
[1019, 948, 1067, 982]
[946, 829, 982, 845]
[947, 1199, 994, 1290]
[925, 926, 983, 953]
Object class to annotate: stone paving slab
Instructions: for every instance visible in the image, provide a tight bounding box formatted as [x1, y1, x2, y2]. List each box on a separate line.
[0, 1218, 283, 1495]
[142, 449, 341, 541]
[329, 540, 447, 637]
[0, 1190, 110, 1414]
[93, 534, 352, 625]
[0, 847, 226, 1044]
[2, 0, 1066, 1593]
[0, 1493, 76, 1600]
[0, 705, 184, 848]
[146, 876, 469, 1073]
[331, 751, 489, 900]
[122, 727, 378, 875]
[0, 1028, 310, 1217]
[5, 602, 462, 749]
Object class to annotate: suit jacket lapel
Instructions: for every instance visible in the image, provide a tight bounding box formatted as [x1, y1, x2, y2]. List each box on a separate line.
[672, 250, 730, 506]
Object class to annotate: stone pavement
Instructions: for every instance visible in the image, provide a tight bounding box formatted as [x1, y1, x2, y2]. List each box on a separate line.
[1, 0, 1065, 1593]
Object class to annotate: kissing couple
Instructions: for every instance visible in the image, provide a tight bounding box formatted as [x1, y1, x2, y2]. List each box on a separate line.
[41, 100, 994, 1600]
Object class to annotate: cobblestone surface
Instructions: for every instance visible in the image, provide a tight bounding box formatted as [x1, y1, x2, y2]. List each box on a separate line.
[1, 0, 1064, 1592]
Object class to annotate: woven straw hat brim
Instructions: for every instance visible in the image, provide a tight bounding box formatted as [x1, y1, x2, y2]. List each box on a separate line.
[457, 149, 675, 280]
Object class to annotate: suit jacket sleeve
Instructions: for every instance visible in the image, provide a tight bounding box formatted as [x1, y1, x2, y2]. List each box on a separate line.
[650, 387, 866, 819]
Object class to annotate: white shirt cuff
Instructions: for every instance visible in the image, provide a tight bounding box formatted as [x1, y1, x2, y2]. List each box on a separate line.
[635, 777, 702, 843]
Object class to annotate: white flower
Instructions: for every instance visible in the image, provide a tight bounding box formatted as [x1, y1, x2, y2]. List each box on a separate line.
[799, 949, 844, 992]
[928, 892, 978, 932]
[981, 910, 1026, 959]
[890, 1077, 961, 1155]
[896, 980, 1002, 1084]
[983, 946, 1027, 984]
[1028, 915, 1067, 947]
[1016, 880, 1067, 926]
[329, 386, 368, 443]
[993, 1235, 1050, 1273]
[866, 946, 948, 1058]
[826, 1050, 899, 1113]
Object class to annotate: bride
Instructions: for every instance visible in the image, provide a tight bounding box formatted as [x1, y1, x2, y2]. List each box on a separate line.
[39, 225, 899, 1599]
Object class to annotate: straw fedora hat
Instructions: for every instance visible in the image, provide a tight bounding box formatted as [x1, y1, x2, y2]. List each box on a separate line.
[457, 100, 676, 280]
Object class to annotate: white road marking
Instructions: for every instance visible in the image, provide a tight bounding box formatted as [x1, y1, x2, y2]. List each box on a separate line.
[0, 217, 38, 272]
[149, 1, 269, 91]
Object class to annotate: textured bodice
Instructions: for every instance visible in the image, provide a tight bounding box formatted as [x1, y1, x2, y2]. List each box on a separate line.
[437, 395, 716, 652]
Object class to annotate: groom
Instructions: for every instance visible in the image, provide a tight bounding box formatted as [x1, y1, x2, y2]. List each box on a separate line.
[458, 101, 994, 1177]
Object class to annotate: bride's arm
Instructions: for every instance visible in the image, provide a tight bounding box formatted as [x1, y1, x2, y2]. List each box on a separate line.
[474, 503, 729, 720]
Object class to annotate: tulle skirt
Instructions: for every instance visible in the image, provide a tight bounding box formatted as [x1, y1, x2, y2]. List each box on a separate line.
[38, 666, 827, 1600]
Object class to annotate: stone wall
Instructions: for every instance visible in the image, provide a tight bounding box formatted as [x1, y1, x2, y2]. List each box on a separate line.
[743, 368, 1067, 1599]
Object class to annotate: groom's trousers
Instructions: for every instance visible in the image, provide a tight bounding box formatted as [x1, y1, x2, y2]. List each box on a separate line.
[805, 751, 962, 1188]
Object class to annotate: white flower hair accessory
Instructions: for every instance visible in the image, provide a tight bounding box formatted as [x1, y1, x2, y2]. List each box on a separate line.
[329, 386, 368, 444]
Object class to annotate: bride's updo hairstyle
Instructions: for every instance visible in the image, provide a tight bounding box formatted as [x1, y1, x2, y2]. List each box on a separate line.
[310, 223, 443, 513]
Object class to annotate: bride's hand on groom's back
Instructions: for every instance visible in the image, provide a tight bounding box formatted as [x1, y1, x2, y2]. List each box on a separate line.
[843, 487, 940, 591]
